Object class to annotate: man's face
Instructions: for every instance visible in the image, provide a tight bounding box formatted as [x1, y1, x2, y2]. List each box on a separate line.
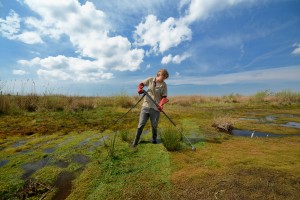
[156, 73, 166, 82]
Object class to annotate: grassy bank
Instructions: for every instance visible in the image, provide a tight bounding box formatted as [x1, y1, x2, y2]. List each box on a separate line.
[0, 90, 300, 199]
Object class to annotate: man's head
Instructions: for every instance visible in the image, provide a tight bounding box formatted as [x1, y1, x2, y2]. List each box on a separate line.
[157, 68, 169, 80]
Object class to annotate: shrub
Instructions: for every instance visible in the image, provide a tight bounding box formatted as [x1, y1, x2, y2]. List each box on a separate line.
[160, 126, 182, 151]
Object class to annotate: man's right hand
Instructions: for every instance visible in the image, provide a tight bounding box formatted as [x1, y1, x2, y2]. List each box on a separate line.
[137, 83, 144, 94]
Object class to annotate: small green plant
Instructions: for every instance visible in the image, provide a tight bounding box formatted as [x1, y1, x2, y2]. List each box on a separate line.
[107, 132, 117, 158]
[160, 126, 182, 151]
[119, 129, 133, 143]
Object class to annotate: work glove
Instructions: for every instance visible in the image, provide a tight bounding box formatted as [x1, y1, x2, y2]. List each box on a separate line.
[137, 83, 144, 94]
[158, 97, 169, 112]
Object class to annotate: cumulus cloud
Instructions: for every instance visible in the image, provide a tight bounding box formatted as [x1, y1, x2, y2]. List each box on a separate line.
[292, 43, 300, 55]
[19, 55, 113, 82]
[134, 15, 192, 54]
[13, 70, 29, 75]
[134, 0, 252, 54]
[168, 66, 300, 85]
[161, 53, 191, 64]
[0, 10, 43, 44]
[2, 0, 145, 81]
[0, 10, 20, 39]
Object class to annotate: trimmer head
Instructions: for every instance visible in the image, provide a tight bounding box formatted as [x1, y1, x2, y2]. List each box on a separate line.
[192, 146, 196, 151]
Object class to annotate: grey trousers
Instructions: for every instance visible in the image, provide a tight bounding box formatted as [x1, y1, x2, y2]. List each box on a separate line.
[133, 107, 160, 145]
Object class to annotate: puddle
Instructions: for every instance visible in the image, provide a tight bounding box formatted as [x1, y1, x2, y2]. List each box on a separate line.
[43, 147, 56, 154]
[22, 157, 51, 179]
[19, 149, 33, 154]
[0, 159, 9, 168]
[12, 140, 27, 148]
[72, 154, 90, 165]
[52, 171, 75, 200]
[231, 130, 300, 138]
[89, 135, 110, 151]
[264, 115, 277, 122]
[54, 160, 69, 168]
[77, 138, 91, 147]
[239, 117, 259, 122]
[280, 122, 300, 129]
[239, 114, 300, 130]
[57, 137, 74, 147]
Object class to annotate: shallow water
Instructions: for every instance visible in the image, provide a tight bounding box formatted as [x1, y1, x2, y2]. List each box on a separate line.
[52, 171, 75, 200]
[72, 154, 90, 165]
[22, 157, 51, 179]
[231, 130, 300, 137]
[43, 147, 56, 154]
[0, 159, 9, 168]
[239, 114, 300, 130]
[280, 122, 300, 129]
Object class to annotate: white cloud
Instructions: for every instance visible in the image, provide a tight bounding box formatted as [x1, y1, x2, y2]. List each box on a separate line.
[0, 10, 21, 39]
[181, 0, 250, 24]
[19, 55, 114, 82]
[161, 53, 191, 64]
[168, 66, 300, 85]
[0, 10, 43, 44]
[161, 54, 172, 64]
[17, 31, 43, 44]
[134, 0, 253, 54]
[292, 43, 300, 55]
[21, 0, 144, 72]
[134, 15, 192, 54]
[2, 0, 145, 80]
[13, 70, 29, 75]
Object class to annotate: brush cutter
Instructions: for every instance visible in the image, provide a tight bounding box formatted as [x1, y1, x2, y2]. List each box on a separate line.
[143, 90, 196, 151]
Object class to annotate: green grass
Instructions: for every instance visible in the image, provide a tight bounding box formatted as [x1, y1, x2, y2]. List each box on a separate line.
[160, 126, 182, 151]
[0, 91, 300, 199]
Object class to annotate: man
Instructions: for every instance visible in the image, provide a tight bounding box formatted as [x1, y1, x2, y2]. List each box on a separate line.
[131, 68, 169, 147]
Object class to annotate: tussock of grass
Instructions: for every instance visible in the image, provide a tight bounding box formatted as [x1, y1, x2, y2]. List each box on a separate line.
[160, 126, 182, 151]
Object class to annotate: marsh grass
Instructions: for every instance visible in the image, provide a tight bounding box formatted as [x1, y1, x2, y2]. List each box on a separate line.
[1, 85, 300, 199]
[119, 129, 135, 143]
[159, 126, 182, 151]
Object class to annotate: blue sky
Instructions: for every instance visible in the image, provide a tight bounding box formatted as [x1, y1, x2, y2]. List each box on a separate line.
[0, 0, 299, 96]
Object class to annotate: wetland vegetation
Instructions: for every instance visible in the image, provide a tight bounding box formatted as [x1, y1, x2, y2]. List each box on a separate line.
[0, 89, 300, 199]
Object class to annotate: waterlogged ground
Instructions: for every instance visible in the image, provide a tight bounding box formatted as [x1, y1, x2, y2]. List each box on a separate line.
[0, 102, 300, 199]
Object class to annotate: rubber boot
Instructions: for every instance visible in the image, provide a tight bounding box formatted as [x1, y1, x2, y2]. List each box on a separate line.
[152, 128, 157, 144]
[132, 127, 143, 147]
